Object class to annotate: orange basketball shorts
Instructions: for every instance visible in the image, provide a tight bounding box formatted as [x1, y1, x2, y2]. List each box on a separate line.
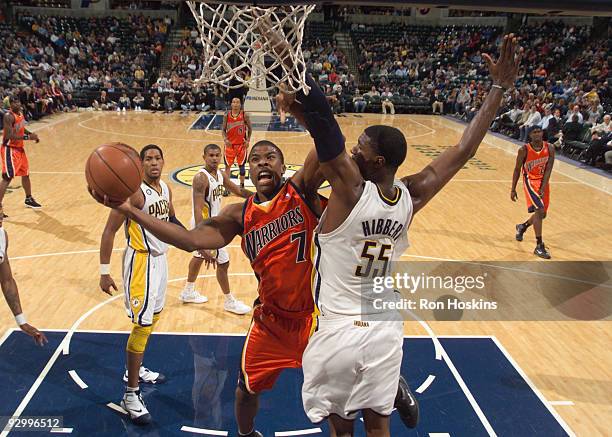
[1, 146, 29, 178]
[239, 304, 314, 394]
[224, 143, 247, 168]
[523, 176, 550, 213]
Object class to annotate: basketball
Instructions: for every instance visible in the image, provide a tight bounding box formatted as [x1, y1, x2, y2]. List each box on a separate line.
[85, 142, 143, 202]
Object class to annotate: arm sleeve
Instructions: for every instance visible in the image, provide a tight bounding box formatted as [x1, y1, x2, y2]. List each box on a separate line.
[296, 74, 345, 162]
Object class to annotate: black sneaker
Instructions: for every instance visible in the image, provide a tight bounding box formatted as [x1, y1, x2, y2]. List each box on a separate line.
[515, 224, 526, 241]
[25, 197, 42, 209]
[394, 375, 419, 428]
[1, 212, 7, 219]
[534, 243, 551, 259]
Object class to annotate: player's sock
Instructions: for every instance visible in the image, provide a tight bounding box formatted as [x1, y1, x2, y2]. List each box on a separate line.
[522, 221, 531, 228]
[225, 293, 235, 302]
[126, 386, 139, 393]
[184, 282, 195, 292]
[239, 429, 262, 437]
[536, 236, 542, 245]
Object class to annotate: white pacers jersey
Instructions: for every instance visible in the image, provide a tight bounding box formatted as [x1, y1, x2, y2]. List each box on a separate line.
[0, 228, 6, 264]
[125, 181, 170, 256]
[191, 168, 224, 228]
[313, 180, 412, 317]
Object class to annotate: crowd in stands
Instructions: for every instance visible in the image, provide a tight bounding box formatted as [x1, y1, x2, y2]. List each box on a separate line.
[0, 8, 609, 169]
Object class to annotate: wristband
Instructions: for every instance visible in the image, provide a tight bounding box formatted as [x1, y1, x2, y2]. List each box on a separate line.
[15, 313, 26, 326]
[100, 264, 111, 275]
[23, 134, 29, 140]
[491, 84, 507, 91]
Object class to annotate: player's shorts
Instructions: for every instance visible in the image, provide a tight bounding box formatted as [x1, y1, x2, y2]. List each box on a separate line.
[1, 146, 29, 178]
[193, 247, 229, 264]
[239, 303, 314, 394]
[224, 143, 247, 168]
[122, 247, 168, 326]
[523, 176, 550, 213]
[302, 317, 404, 423]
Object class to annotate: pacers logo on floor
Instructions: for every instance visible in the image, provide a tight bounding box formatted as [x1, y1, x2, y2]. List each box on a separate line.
[171, 164, 330, 189]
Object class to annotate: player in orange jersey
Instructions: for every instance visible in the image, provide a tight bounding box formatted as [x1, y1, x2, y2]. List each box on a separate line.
[93, 140, 324, 436]
[0, 95, 42, 217]
[222, 97, 252, 191]
[511, 126, 555, 258]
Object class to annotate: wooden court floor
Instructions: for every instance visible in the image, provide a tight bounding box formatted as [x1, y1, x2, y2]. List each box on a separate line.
[0, 111, 610, 435]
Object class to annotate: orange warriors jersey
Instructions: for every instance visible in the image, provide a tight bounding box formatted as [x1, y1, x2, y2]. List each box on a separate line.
[2, 111, 26, 148]
[2, 111, 29, 178]
[522, 142, 551, 213]
[242, 180, 319, 317]
[226, 110, 246, 146]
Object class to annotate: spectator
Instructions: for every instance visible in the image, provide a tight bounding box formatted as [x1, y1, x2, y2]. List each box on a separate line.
[150, 92, 161, 112]
[352, 89, 366, 113]
[562, 114, 583, 142]
[180, 91, 195, 113]
[519, 105, 542, 142]
[565, 104, 584, 124]
[431, 89, 444, 115]
[118, 93, 130, 112]
[164, 92, 176, 113]
[133, 92, 145, 111]
[381, 87, 394, 115]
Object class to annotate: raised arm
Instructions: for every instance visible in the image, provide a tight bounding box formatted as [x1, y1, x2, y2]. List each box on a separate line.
[402, 34, 521, 214]
[98, 196, 244, 253]
[221, 171, 252, 198]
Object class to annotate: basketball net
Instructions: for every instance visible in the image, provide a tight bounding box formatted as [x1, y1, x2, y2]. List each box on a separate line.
[186, 1, 314, 93]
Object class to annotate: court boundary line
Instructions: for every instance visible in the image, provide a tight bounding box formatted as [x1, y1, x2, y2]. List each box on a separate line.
[0, 328, 15, 347]
[491, 336, 576, 437]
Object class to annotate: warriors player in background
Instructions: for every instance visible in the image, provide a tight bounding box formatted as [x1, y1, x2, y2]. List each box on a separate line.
[0, 95, 42, 218]
[0, 215, 47, 346]
[97, 144, 185, 425]
[271, 28, 521, 434]
[512, 125, 555, 259]
[222, 97, 252, 192]
[180, 143, 252, 315]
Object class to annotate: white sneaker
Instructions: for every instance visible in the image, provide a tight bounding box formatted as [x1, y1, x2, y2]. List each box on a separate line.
[121, 390, 152, 426]
[224, 298, 251, 315]
[116, 107, 120, 112]
[122, 107, 126, 112]
[179, 289, 208, 304]
[123, 366, 167, 384]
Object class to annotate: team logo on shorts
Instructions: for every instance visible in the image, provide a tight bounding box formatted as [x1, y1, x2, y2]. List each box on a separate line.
[132, 298, 140, 307]
[171, 164, 330, 189]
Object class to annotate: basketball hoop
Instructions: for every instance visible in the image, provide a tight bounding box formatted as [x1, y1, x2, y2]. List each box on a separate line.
[186, 1, 314, 94]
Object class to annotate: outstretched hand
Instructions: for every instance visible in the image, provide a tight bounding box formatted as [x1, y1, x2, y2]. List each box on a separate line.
[482, 34, 522, 90]
[88, 187, 132, 215]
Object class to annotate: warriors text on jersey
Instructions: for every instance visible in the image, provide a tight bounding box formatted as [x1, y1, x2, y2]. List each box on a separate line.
[2, 111, 25, 148]
[125, 181, 170, 256]
[312, 180, 413, 317]
[241, 180, 320, 317]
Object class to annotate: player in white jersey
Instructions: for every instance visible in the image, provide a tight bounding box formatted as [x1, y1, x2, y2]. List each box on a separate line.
[272, 30, 521, 435]
[99, 144, 184, 426]
[0, 218, 47, 346]
[180, 143, 252, 314]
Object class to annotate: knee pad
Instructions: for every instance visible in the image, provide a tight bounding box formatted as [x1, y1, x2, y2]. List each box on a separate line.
[239, 164, 246, 177]
[126, 323, 153, 354]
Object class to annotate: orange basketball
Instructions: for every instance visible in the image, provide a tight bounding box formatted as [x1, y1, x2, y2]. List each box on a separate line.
[85, 142, 143, 202]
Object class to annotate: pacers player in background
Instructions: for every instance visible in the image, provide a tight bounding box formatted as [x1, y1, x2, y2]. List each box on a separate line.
[98, 144, 184, 425]
[0, 215, 47, 346]
[512, 125, 555, 259]
[222, 97, 252, 192]
[180, 143, 252, 315]
[0, 95, 42, 218]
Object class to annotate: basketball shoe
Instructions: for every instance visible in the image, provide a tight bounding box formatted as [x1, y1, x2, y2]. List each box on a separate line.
[123, 366, 167, 384]
[394, 375, 419, 428]
[25, 196, 42, 209]
[534, 243, 551, 259]
[224, 295, 251, 315]
[515, 223, 527, 241]
[180, 286, 209, 304]
[121, 389, 152, 426]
